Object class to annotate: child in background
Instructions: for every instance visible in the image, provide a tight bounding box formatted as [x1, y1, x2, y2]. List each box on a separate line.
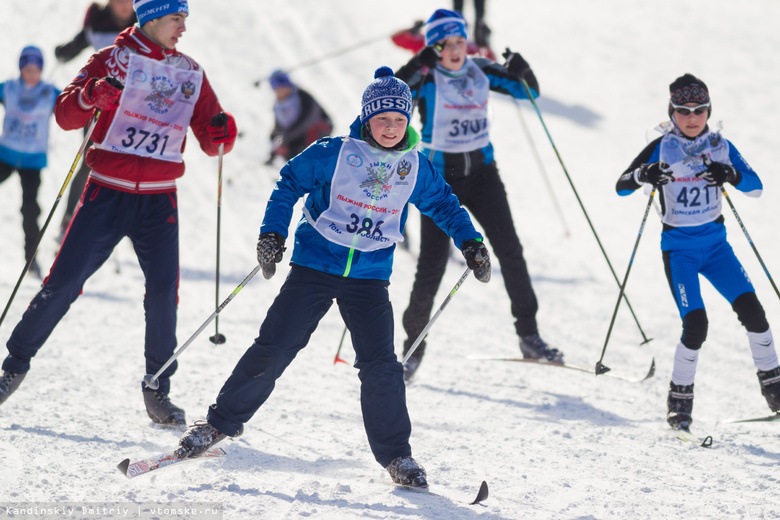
[395, 8, 557, 381]
[615, 73, 780, 429]
[0, 46, 62, 278]
[54, 0, 137, 239]
[266, 70, 332, 164]
[176, 67, 491, 489]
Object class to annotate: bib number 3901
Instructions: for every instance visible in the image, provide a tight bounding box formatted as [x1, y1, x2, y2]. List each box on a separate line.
[121, 126, 169, 156]
[346, 214, 384, 237]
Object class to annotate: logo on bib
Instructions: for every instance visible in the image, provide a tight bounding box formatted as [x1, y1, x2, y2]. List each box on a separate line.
[346, 154, 363, 168]
[145, 76, 178, 114]
[131, 70, 148, 83]
[180, 80, 196, 100]
[394, 159, 411, 185]
[359, 162, 394, 201]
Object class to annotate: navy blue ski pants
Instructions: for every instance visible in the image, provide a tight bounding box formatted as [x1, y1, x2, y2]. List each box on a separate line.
[206, 265, 413, 468]
[3, 181, 180, 393]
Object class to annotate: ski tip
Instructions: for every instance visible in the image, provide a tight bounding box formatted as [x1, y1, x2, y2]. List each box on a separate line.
[117, 458, 131, 477]
[470, 480, 489, 505]
[643, 358, 656, 380]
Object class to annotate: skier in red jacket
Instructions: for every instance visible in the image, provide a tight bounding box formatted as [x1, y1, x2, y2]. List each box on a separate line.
[0, 0, 237, 429]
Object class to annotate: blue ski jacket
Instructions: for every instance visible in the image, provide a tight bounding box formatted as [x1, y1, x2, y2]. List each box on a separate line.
[260, 117, 481, 280]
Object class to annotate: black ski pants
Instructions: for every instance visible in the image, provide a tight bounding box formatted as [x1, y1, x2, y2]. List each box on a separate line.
[0, 161, 41, 263]
[402, 161, 538, 355]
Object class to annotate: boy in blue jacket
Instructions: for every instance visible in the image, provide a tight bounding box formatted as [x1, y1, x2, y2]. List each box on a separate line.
[176, 67, 490, 488]
[616, 74, 780, 429]
[0, 47, 61, 278]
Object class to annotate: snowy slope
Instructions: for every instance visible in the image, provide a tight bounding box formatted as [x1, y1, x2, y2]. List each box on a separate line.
[2, 0, 780, 518]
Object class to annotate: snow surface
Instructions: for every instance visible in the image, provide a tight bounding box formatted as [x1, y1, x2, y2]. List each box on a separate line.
[2, 0, 780, 518]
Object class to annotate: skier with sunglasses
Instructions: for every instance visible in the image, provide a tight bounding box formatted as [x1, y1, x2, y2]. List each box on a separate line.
[616, 73, 780, 430]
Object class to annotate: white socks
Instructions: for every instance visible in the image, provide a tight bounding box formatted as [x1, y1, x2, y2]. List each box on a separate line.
[671, 342, 699, 386]
[747, 328, 779, 372]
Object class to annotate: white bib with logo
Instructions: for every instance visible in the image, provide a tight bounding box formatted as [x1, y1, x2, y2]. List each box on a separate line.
[658, 130, 730, 227]
[96, 53, 202, 163]
[304, 138, 419, 252]
[427, 60, 490, 153]
[0, 80, 57, 154]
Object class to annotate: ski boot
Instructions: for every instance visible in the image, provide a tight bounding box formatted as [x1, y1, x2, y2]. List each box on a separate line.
[177, 420, 230, 459]
[0, 370, 27, 405]
[757, 366, 780, 412]
[667, 382, 694, 430]
[402, 338, 425, 382]
[144, 390, 186, 428]
[520, 334, 563, 363]
[474, 19, 492, 48]
[386, 455, 428, 488]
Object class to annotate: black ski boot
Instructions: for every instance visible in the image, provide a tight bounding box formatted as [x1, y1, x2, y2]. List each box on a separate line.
[144, 390, 186, 428]
[520, 334, 563, 363]
[177, 420, 228, 459]
[757, 366, 780, 412]
[386, 455, 427, 488]
[0, 370, 26, 405]
[402, 338, 425, 382]
[474, 19, 491, 48]
[667, 382, 694, 430]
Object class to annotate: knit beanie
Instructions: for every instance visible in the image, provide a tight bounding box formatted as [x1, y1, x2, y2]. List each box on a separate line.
[269, 70, 293, 90]
[669, 73, 711, 118]
[133, 0, 188, 26]
[19, 46, 43, 70]
[424, 9, 468, 46]
[360, 67, 412, 124]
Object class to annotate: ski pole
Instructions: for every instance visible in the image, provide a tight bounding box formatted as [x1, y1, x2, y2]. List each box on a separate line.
[517, 76, 652, 346]
[143, 265, 261, 390]
[596, 189, 655, 375]
[720, 187, 780, 300]
[0, 110, 102, 330]
[402, 267, 471, 365]
[513, 100, 571, 237]
[333, 326, 349, 365]
[252, 31, 396, 88]
[209, 140, 227, 345]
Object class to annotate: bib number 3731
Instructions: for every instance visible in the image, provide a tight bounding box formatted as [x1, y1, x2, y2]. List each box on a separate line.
[121, 126, 170, 156]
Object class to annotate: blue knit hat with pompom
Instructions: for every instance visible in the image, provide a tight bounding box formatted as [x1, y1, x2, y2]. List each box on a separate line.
[360, 66, 412, 124]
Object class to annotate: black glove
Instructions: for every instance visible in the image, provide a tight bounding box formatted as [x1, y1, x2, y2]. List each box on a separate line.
[409, 20, 425, 34]
[461, 239, 491, 283]
[698, 156, 741, 187]
[415, 45, 441, 69]
[502, 48, 530, 80]
[635, 161, 674, 186]
[257, 232, 286, 280]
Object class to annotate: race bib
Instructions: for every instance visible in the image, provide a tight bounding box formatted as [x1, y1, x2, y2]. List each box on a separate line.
[0, 80, 57, 154]
[304, 138, 419, 252]
[96, 53, 202, 163]
[659, 130, 730, 227]
[427, 61, 490, 153]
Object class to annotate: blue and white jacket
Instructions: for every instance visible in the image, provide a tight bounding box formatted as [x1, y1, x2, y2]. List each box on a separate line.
[260, 117, 481, 280]
[616, 124, 761, 251]
[0, 78, 61, 170]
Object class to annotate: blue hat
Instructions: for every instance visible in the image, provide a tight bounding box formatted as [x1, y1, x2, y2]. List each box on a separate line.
[133, 0, 188, 26]
[19, 46, 43, 70]
[269, 70, 292, 90]
[360, 66, 412, 124]
[424, 9, 467, 46]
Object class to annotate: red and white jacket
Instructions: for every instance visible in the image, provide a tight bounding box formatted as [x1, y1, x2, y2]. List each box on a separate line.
[55, 26, 233, 194]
